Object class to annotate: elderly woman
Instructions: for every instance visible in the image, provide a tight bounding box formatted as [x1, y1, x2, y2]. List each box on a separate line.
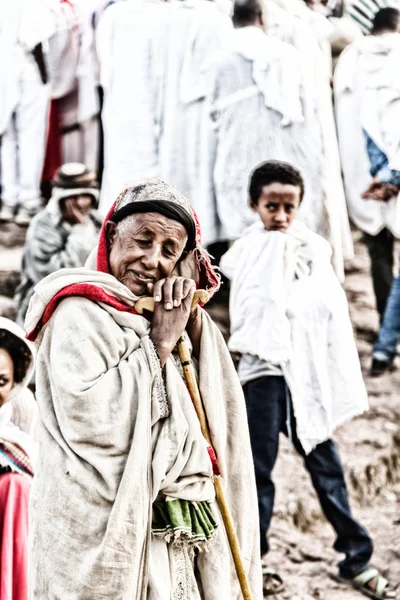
[25, 180, 261, 599]
[0, 318, 37, 600]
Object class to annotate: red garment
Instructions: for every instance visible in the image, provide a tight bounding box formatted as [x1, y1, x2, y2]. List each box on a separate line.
[41, 100, 62, 183]
[0, 474, 31, 600]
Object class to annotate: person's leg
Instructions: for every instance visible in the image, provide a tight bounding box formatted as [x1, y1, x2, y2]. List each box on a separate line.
[290, 429, 373, 578]
[243, 376, 285, 557]
[372, 269, 400, 368]
[17, 78, 50, 217]
[364, 229, 394, 318]
[0, 113, 19, 215]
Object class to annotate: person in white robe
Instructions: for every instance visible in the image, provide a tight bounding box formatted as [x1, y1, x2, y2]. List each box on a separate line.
[159, 0, 231, 233]
[200, 0, 329, 248]
[0, 0, 56, 225]
[96, 0, 171, 214]
[47, 0, 100, 174]
[25, 178, 262, 599]
[334, 7, 400, 317]
[265, 0, 354, 279]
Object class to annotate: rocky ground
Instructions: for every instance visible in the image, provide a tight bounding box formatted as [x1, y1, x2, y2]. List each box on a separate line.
[1, 223, 399, 599]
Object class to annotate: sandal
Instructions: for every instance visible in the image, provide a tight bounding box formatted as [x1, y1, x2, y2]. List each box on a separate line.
[333, 567, 397, 599]
[262, 565, 284, 596]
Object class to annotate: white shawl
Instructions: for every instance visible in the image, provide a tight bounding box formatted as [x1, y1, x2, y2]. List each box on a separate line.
[220, 221, 368, 454]
[0, 318, 38, 472]
[228, 26, 304, 127]
[266, 0, 354, 277]
[0, 0, 56, 135]
[334, 33, 400, 236]
[96, 0, 171, 212]
[25, 267, 262, 599]
[357, 33, 400, 171]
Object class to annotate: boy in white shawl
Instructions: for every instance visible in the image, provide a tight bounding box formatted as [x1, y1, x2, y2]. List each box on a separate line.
[220, 161, 396, 599]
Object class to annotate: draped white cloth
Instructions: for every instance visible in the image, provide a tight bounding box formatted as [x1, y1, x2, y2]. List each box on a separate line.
[200, 25, 328, 247]
[220, 221, 368, 454]
[25, 264, 262, 599]
[266, 0, 354, 278]
[96, 0, 171, 212]
[0, 0, 56, 136]
[158, 0, 231, 208]
[334, 32, 400, 236]
[97, 0, 231, 218]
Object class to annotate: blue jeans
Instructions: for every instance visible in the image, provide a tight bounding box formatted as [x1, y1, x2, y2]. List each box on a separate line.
[243, 376, 373, 578]
[373, 272, 400, 362]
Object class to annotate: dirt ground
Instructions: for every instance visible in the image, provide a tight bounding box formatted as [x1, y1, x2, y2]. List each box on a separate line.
[0, 224, 399, 599]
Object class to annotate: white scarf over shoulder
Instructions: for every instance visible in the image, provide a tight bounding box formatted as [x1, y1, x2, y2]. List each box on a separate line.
[221, 221, 368, 454]
[229, 26, 304, 127]
[334, 33, 400, 236]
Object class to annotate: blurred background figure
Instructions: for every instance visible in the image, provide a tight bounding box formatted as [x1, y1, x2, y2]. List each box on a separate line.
[263, 0, 354, 280]
[96, 0, 231, 216]
[0, 318, 37, 600]
[15, 163, 101, 327]
[96, 0, 171, 212]
[158, 0, 231, 219]
[335, 7, 400, 320]
[372, 266, 400, 375]
[42, 0, 100, 198]
[200, 0, 334, 256]
[0, 0, 56, 225]
[345, 0, 392, 33]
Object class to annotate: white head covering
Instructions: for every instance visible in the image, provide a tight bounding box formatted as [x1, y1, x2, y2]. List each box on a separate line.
[0, 318, 38, 473]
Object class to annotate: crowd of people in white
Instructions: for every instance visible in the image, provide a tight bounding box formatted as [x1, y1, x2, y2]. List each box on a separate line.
[3, 0, 400, 361]
[2, 1, 400, 598]
[0, 0, 367, 275]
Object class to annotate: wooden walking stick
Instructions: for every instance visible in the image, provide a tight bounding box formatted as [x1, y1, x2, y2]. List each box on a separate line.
[135, 291, 253, 600]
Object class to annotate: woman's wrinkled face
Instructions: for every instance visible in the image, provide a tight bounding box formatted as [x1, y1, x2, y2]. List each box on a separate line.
[106, 213, 188, 296]
[0, 348, 14, 407]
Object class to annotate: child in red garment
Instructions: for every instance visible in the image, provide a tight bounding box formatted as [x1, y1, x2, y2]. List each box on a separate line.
[0, 318, 37, 600]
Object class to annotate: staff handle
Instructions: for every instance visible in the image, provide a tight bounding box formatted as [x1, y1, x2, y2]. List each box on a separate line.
[176, 335, 253, 600]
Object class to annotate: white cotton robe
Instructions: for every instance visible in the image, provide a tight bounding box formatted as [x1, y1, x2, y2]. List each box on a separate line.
[266, 0, 354, 277]
[201, 26, 327, 246]
[96, 0, 171, 213]
[334, 32, 400, 237]
[158, 0, 232, 218]
[0, 0, 56, 212]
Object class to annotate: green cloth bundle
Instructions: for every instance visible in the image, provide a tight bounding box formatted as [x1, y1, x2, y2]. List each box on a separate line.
[152, 497, 218, 548]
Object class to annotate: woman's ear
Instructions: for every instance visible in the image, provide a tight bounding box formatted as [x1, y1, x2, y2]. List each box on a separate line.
[105, 221, 117, 248]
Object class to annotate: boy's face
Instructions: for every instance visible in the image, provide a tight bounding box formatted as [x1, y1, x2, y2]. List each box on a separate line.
[250, 183, 301, 232]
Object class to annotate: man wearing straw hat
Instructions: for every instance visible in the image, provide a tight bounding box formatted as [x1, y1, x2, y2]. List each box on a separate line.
[25, 179, 262, 599]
